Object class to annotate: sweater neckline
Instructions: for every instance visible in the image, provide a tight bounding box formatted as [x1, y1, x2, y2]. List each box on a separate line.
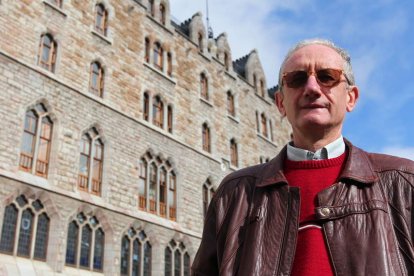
[284, 152, 347, 170]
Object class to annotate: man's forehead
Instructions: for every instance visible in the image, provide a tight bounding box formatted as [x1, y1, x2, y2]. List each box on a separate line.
[284, 44, 343, 70]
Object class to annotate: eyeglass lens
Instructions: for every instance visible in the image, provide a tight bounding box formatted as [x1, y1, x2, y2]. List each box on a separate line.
[283, 69, 343, 88]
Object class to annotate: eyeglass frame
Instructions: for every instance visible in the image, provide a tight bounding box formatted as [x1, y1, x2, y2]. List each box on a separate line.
[281, 68, 352, 89]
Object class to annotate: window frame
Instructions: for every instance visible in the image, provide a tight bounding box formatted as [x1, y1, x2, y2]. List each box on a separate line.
[95, 4, 108, 36]
[227, 91, 235, 117]
[202, 123, 211, 153]
[89, 62, 104, 97]
[200, 73, 208, 100]
[0, 196, 50, 261]
[38, 34, 57, 72]
[153, 42, 163, 71]
[65, 213, 105, 271]
[19, 104, 53, 178]
[261, 113, 268, 138]
[165, 240, 190, 276]
[120, 229, 152, 276]
[139, 153, 177, 221]
[77, 129, 104, 196]
[202, 180, 215, 218]
[152, 96, 164, 128]
[159, 3, 166, 25]
[230, 139, 238, 167]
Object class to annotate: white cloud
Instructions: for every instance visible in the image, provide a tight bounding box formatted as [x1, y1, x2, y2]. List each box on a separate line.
[382, 147, 414, 161]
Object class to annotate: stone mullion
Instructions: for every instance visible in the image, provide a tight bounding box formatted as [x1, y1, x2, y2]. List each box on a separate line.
[145, 161, 150, 211]
[76, 224, 83, 268]
[180, 249, 185, 276]
[89, 227, 96, 271]
[156, 166, 160, 216]
[128, 237, 133, 276]
[31, 114, 43, 174]
[140, 239, 144, 276]
[162, 48, 167, 73]
[88, 137, 96, 193]
[148, 96, 153, 125]
[29, 211, 39, 259]
[162, 101, 167, 130]
[166, 171, 170, 219]
[12, 208, 23, 256]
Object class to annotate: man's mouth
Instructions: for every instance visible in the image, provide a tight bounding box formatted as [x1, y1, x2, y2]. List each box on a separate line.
[302, 103, 327, 109]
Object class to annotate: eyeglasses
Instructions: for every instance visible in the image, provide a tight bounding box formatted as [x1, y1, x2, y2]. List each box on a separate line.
[282, 68, 350, 89]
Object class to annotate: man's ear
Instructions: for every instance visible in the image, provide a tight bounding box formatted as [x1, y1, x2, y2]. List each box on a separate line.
[346, 85, 359, 112]
[275, 91, 286, 116]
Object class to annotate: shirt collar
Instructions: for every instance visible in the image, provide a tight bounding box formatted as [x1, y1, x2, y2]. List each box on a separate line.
[287, 136, 345, 161]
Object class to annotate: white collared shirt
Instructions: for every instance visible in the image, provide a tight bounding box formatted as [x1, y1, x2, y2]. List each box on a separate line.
[287, 136, 345, 161]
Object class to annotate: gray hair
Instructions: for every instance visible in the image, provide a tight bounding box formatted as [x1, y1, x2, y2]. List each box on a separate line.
[277, 38, 355, 91]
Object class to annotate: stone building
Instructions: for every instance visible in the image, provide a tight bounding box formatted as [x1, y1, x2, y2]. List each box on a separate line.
[0, 0, 290, 275]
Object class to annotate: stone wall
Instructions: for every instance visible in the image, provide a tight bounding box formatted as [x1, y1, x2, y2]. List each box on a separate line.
[0, 0, 291, 274]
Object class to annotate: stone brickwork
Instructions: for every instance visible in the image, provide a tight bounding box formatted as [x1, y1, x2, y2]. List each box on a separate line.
[0, 0, 291, 275]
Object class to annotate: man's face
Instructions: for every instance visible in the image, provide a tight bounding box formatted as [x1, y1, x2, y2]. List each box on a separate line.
[275, 44, 358, 136]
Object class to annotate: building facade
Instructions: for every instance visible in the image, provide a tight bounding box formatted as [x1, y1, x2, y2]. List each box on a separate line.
[0, 0, 291, 275]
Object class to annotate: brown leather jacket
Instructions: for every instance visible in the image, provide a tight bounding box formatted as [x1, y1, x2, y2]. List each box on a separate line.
[191, 140, 414, 276]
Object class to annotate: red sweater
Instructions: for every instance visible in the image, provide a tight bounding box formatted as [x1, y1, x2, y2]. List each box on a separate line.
[284, 153, 346, 276]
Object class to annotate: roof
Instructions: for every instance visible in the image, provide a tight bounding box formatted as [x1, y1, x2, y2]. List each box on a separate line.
[232, 53, 250, 79]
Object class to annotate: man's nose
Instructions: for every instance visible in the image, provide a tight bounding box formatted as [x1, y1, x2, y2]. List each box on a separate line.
[303, 75, 322, 96]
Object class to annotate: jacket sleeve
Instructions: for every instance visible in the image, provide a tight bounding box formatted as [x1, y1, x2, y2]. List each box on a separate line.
[191, 196, 220, 275]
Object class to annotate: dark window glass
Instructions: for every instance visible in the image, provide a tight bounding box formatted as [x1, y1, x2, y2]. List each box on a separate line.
[143, 93, 149, 121]
[160, 168, 167, 217]
[164, 247, 172, 276]
[174, 250, 181, 276]
[16, 195, 28, 207]
[167, 105, 173, 133]
[230, 139, 238, 167]
[143, 242, 151, 276]
[34, 213, 49, 260]
[145, 38, 150, 63]
[65, 221, 79, 265]
[202, 123, 210, 152]
[184, 252, 190, 276]
[32, 200, 44, 212]
[200, 74, 208, 100]
[120, 236, 130, 275]
[80, 225, 92, 268]
[227, 91, 235, 117]
[132, 239, 141, 276]
[0, 204, 18, 253]
[202, 184, 208, 218]
[93, 228, 104, 270]
[17, 209, 34, 257]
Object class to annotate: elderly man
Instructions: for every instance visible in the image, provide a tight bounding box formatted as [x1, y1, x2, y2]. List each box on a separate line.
[191, 39, 414, 275]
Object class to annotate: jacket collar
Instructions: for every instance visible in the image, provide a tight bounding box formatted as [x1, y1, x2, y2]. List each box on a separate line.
[256, 138, 378, 188]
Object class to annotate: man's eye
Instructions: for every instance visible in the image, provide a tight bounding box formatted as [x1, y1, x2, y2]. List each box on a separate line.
[291, 72, 307, 82]
[318, 73, 335, 82]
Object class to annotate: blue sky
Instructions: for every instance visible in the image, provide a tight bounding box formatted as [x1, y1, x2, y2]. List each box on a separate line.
[170, 0, 414, 159]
